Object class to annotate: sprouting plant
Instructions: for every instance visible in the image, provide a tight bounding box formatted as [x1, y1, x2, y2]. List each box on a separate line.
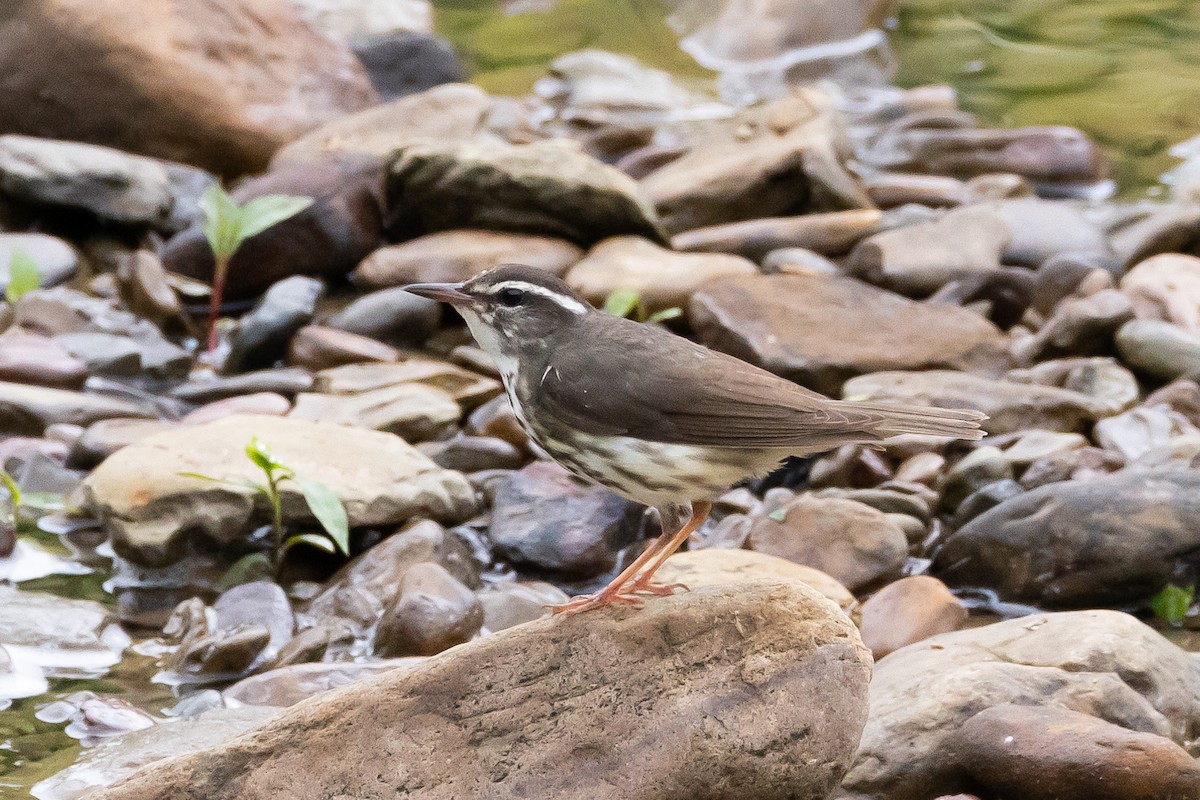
[199, 184, 312, 354]
[604, 287, 683, 325]
[1151, 583, 1195, 628]
[4, 248, 39, 303]
[0, 471, 19, 533]
[182, 437, 349, 576]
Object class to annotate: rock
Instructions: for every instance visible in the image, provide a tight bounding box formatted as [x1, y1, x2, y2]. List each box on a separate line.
[1120, 253, 1200, 332]
[1109, 204, 1200, 268]
[214, 582, 294, 663]
[1094, 405, 1200, 462]
[271, 83, 489, 169]
[690, 273, 1007, 395]
[951, 480, 1025, 527]
[385, 139, 666, 246]
[169, 368, 314, 404]
[354, 229, 582, 288]
[82, 415, 476, 570]
[226, 277, 325, 374]
[84, 582, 871, 800]
[163, 155, 383, 302]
[745, 494, 907, 591]
[285, 0, 431, 39]
[1117, 319, 1200, 381]
[466, 395, 528, 449]
[324, 287, 441, 345]
[656, 548, 856, 615]
[181, 394, 292, 426]
[868, 125, 1109, 185]
[0, 381, 154, 437]
[640, 92, 871, 234]
[286, 325, 399, 371]
[31, 707, 284, 800]
[672, 209, 884, 261]
[990, 198, 1111, 267]
[304, 519, 480, 635]
[565, 236, 756, 312]
[223, 659, 423, 708]
[0, 585, 129, 674]
[0, 329, 88, 389]
[539, 49, 711, 122]
[312, 359, 500, 408]
[0, 644, 48, 707]
[0, 233, 79, 293]
[477, 581, 567, 632]
[1009, 356, 1140, 418]
[70, 419, 179, 469]
[949, 704, 1200, 800]
[859, 576, 967, 659]
[846, 206, 1012, 295]
[420, 435, 525, 473]
[489, 462, 642, 578]
[842, 370, 1117, 435]
[0, 0, 377, 176]
[289, 383, 459, 441]
[938, 447, 1013, 510]
[761, 247, 841, 275]
[0, 135, 175, 226]
[844, 610, 1200, 800]
[116, 251, 189, 336]
[1023, 289, 1133, 361]
[353, 33, 464, 101]
[373, 562, 483, 657]
[934, 468, 1200, 606]
[51, 333, 148, 379]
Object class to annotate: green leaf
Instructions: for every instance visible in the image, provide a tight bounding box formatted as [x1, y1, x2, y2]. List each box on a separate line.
[646, 307, 683, 324]
[19, 492, 65, 512]
[244, 437, 285, 475]
[283, 533, 337, 555]
[768, 507, 788, 522]
[604, 287, 640, 319]
[291, 475, 349, 556]
[0, 471, 20, 508]
[1151, 583, 1194, 627]
[238, 195, 313, 241]
[199, 182, 243, 260]
[5, 248, 40, 303]
[214, 552, 274, 592]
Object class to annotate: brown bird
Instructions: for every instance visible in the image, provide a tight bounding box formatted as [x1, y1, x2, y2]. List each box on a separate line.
[406, 265, 985, 614]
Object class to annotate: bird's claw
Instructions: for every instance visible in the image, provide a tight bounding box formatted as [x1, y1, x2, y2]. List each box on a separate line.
[549, 580, 690, 616]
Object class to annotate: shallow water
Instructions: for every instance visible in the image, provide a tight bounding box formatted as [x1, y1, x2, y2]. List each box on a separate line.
[434, 0, 1200, 194]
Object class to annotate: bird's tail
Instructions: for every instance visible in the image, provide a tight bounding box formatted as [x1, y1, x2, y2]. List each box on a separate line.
[835, 400, 988, 441]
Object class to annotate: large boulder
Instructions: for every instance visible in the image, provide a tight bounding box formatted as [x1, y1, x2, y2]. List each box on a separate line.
[933, 468, 1200, 607]
[690, 273, 1007, 395]
[841, 610, 1200, 799]
[87, 582, 871, 800]
[0, 0, 377, 177]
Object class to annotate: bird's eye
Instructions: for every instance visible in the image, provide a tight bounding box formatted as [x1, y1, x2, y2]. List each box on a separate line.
[498, 287, 525, 307]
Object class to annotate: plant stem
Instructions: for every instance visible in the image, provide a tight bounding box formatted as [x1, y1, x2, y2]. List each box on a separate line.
[206, 255, 229, 354]
[267, 470, 284, 573]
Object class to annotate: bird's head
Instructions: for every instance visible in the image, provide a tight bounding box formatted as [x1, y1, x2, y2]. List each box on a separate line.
[404, 264, 592, 367]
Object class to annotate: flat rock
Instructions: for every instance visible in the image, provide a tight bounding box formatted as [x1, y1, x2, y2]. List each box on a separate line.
[949, 704, 1200, 800]
[843, 370, 1119, 435]
[323, 286, 441, 345]
[672, 209, 883, 261]
[354, 229, 582, 288]
[223, 659, 424, 708]
[0, 584, 129, 674]
[842, 610, 1200, 800]
[1117, 319, 1200, 381]
[0, 0, 376, 176]
[81, 415, 475, 569]
[690, 273, 1007, 395]
[286, 325, 400, 371]
[0, 329, 88, 389]
[289, 383, 460, 441]
[226, 277, 325, 373]
[0, 381, 154, 437]
[566, 236, 756, 312]
[385, 139, 666, 246]
[933, 468, 1200, 606]
[1120, 252, 1200, 333]
[169, 369, 314, 404]
[87, 582, 871, 800]
[858, 575, 967, 659]
[313, 359, 500, 407]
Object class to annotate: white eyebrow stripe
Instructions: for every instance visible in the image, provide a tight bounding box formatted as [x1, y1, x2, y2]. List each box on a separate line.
[488, 280, 589, 315]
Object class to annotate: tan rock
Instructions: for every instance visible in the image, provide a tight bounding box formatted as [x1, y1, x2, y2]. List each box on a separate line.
[289, 383, 460, 442]
[354, 230, 583, 288]
[566, 236, 756, 312]
[313, 359, 501, 408]
[88, 582, 871, 800]
[286, 325, 400, 371]
[373, 562, 483, 657]
[859, 575, 966, 659]
[0, 0, 377, 176]
[672, 208, 883, 261]
[1120, 253, 1200, 333]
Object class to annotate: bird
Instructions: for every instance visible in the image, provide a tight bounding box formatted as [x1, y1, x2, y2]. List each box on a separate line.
[405, 264, 985, 615]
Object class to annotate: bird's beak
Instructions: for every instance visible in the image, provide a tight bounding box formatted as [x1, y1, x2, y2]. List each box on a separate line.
[402, 282, 471, 306]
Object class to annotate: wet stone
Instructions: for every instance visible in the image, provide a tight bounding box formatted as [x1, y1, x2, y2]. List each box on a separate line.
[373, 561, 483, 657]
[226, 276, 325, 374]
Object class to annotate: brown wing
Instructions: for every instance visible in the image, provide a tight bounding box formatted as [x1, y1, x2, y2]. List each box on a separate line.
[535, 315, 984, 449]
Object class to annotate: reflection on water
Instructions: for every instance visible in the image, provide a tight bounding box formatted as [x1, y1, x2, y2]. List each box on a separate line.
[434, 0, 1199, 193]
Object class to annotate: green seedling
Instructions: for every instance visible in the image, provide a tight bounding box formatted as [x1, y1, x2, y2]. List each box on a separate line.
[199, 184, 312, 354]
[603, 287, 683, 325]
[182, 437, 349, 576]
[1151, 583, 1195, 628]
[5, 248, 39, 303]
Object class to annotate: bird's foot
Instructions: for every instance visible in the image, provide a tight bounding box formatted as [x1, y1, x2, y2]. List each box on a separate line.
[623, 578, 689, 597]
[550, 588, 645, 616]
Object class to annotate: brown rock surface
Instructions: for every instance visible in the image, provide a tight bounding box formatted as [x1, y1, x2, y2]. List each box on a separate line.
[89, 582, 871, 800]
[0, 0, 377, 176]
[859, 575, 967, 659]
